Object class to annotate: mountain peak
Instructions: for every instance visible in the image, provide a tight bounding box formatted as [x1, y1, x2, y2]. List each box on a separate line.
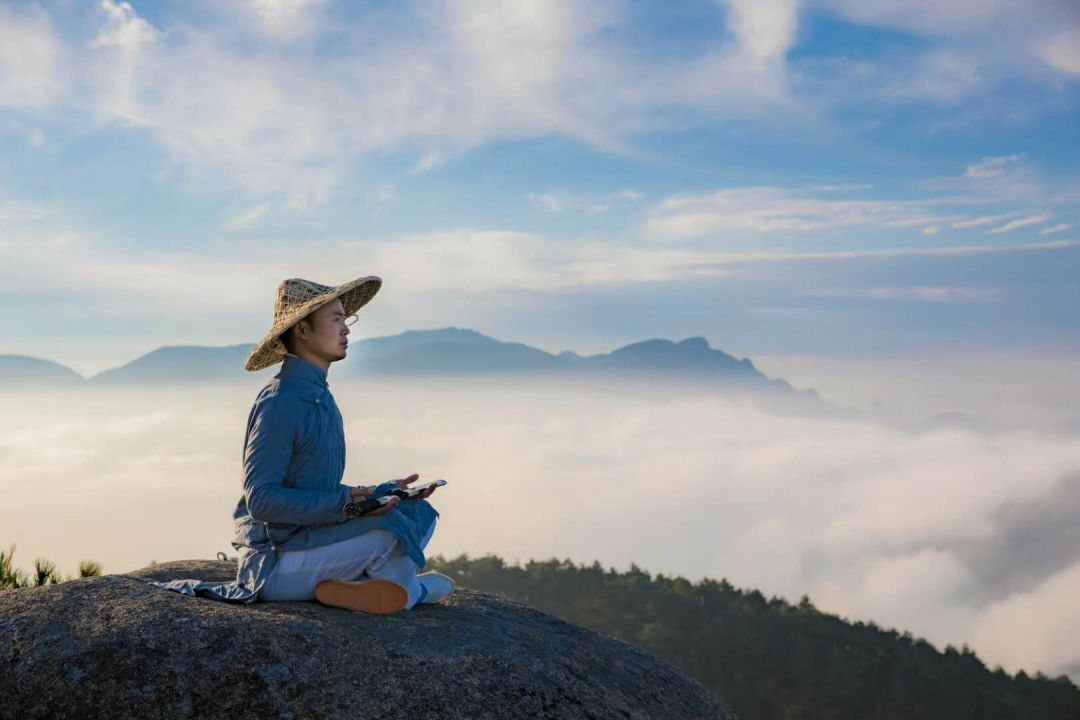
[677, 337, 711, 351]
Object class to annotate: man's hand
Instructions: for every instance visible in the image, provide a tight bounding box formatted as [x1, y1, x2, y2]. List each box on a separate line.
[349, 485, 400, 516]
[395, 473, 438, 500]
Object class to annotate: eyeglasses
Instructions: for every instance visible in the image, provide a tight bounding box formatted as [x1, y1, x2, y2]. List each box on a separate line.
[344, 314, 359, 326]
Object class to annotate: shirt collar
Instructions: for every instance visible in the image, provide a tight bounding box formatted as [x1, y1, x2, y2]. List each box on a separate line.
[278, 353, 329, 389]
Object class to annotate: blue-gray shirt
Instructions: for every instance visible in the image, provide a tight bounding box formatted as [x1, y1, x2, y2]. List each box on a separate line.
[148, 353, 439, 603]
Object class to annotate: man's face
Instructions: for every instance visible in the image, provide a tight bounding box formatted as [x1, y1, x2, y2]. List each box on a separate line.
[297, 298, 351, 364]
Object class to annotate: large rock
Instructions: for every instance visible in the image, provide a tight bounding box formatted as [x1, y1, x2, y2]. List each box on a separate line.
[0, 560, 736, 719]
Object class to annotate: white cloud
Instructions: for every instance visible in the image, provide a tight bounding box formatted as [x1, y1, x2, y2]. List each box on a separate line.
[691, 239, 1080, 264]
[0, 229, 291, 315]
[988, 214, 1050, 234]
[4, 218, 1075, 329]
[1039, 223, 1072, 235]
[527, 193, 569, 213]
[966, 154, 1024, 179]
[972, 561, 1080, 675]
[950, 213, 1016, 229]
[644, 182, 1067, 241]
[885, 214, 967, 228]
[411, 152, 446, 174]
[807, 286, 999, 303]
[834, 549, 973, 639]
[817, 0, 1080, 79]
[646, 186, 971, 238]
[351, 229, 735, 294]
[224, 203, 272, 230]
[245, 0, 331, 42]
[725, 0, 800, 64]
[0, 224, 738, 315]
[747, 306, 825, 317]
[88, 0, 159, 124]
[91, 1, 157, 50]
[807, 183, 874, 192]
[527, 188, 643, 215]
[0, 3, 64, 111]
[884, 50, 984, 103]
[1037, 29, 1080, 75]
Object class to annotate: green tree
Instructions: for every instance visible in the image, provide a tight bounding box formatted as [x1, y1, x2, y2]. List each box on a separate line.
[0, 544, 104, 589]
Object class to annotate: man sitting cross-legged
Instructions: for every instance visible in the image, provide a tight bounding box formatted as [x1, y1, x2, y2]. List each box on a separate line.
[148, 275, 453, 613]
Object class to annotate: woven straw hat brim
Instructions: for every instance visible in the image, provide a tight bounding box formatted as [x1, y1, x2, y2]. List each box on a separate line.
[244, 276, 382, 372]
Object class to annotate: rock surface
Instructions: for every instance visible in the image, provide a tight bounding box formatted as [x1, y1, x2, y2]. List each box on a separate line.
[0, 560, 737, 719]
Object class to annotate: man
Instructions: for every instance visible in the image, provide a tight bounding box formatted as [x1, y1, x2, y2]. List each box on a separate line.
[149, 276, 453, 613]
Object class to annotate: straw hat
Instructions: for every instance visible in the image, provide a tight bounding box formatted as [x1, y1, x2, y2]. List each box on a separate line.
[244, 276, 382, 372]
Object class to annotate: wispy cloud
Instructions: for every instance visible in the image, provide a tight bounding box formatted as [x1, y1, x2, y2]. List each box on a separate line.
[0, 225, 740, 313]
[885, 215, 968, 229]
[989, 215, 1051, 234]
[807, 287, 1000, 303]
[644, 182, 1069, 242]
[644, 186, 1011, 239]
[228, 0, 332, 43]
[1039, 223, 1073, 235]
[9, 215, 1074, 322]
[224, 203, 272, 230]
[693, 239, 1080, 265]
[646, 186, 924, 238]
[527, 189, 642, 215]
[884, 50, 984, 103]
[950, 213, 1017, 229]
[966, 154, 1024, 179]
[0, 3, 65, 111]
[350, 229, 736, 293]
[819, 1, 1080, 81]
[1036, 29, 1080, 75]
[807, 183, 874, 192]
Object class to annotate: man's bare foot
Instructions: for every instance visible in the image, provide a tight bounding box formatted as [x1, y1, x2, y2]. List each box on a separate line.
[315, 578, 409, 614]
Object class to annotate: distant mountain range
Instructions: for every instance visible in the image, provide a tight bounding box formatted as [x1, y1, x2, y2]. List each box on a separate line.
[0, 327, 822, 404]
[0, 355, 84, 385]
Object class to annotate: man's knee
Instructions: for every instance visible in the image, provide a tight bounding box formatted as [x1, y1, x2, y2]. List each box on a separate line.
[363, 529, 400, 557]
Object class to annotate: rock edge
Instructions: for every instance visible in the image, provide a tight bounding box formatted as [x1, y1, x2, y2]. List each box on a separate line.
[0, 559, 736, 720]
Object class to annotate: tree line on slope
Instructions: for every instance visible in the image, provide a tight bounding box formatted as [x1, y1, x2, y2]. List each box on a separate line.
[426, 553, 1080, 720]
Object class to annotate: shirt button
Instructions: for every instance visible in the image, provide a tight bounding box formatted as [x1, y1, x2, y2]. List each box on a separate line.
[315, 398, 320, 404]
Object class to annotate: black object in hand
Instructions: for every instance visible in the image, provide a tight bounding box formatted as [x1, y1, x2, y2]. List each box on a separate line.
[343, 495, 395, 518]
[388, 479, 447, 501]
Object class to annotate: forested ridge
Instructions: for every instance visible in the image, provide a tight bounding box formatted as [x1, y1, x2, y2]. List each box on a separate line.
[428, 554, 1080, 720]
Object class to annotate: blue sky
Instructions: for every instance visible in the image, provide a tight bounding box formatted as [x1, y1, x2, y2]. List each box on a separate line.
[1, 0, 1078, 374]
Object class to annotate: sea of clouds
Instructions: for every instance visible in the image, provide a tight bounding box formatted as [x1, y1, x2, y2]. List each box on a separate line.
[2, 355, 1079, 681]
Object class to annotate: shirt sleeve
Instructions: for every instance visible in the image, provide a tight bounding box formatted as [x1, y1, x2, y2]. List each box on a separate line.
[242, 394, 351, 525]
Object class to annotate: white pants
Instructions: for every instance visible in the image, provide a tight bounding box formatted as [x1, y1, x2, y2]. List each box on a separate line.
[260, 519, 437, 609]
